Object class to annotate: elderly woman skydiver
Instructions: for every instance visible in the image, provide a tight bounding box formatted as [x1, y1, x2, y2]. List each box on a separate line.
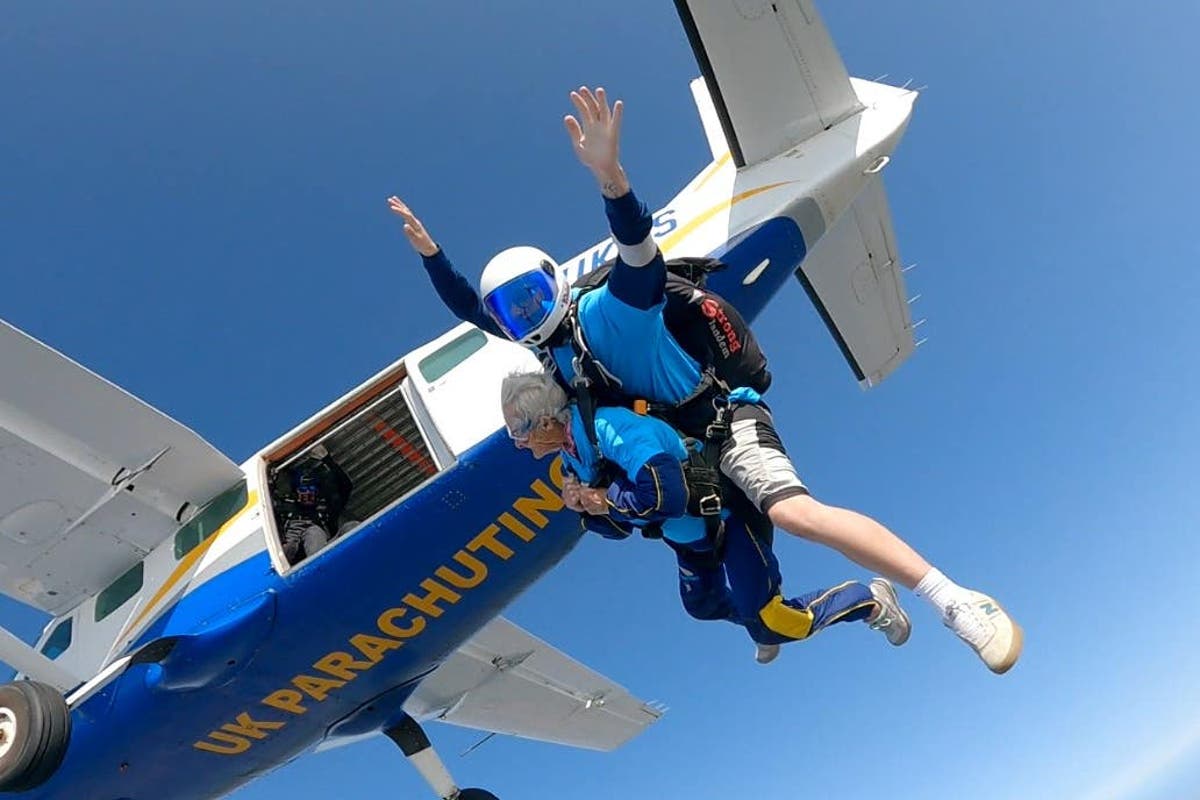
[499, 369, 910, 663]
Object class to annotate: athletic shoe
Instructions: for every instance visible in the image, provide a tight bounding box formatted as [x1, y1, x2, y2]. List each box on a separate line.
[754, 643, 780, 664]
[943, 590, 1023, 674]
[867, 578, 911, 646]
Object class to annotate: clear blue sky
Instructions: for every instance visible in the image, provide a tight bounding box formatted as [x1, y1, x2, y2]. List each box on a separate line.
[3, 1, 1199, 798]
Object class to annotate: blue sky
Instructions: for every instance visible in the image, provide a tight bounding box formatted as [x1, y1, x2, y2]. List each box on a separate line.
[3, 1, 1199, 798]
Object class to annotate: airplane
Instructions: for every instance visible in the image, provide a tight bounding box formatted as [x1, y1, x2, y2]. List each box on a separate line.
[0, 2, 920, 798]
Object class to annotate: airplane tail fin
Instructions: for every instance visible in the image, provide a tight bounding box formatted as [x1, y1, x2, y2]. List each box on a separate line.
[682, 5, 920, 389]
[686, 78, 919, 388]
[689, 77, 727, 163]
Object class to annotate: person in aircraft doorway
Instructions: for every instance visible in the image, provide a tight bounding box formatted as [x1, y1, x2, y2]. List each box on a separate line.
[278, 444, 355, 565]
[499, 369, 910, 663]
[390, 86, 1021, 674]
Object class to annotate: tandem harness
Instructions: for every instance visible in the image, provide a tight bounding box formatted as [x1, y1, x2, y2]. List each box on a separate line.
[545, 257, 767, 550]
[549, 254, 769, 441]
[566, 317, 733, 549]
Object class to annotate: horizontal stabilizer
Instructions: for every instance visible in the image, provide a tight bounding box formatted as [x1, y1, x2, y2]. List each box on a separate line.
[404, 616, 662, 751]
[794, 177, 916, 387]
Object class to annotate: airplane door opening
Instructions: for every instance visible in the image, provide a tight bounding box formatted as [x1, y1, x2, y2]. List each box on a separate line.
[259, 365, 447, 572]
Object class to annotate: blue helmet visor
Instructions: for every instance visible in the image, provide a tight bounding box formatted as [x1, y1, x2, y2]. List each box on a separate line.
[483, 270, 559, 342]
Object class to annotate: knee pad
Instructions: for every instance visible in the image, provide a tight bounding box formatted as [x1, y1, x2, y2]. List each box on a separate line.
[758, 595, 814, 640]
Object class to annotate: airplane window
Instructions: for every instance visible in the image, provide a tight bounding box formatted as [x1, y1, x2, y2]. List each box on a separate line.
[39, 618, 72, 660]
[94, 562, 144, 623]
[174, 481, 249, 560]
[418, 329, 487, 383]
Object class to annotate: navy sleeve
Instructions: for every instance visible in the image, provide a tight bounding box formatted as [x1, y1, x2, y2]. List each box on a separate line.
[421, 248, 505, 337]
[605, 190, 653, 246]
[605, 453, 688, 523]
[582, 514, 634, 540]
[603, 190, 666, 310]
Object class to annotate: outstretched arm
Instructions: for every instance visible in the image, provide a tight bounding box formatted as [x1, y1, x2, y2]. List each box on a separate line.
[387, 196, 503, 337]
[564, 87, 664, 310]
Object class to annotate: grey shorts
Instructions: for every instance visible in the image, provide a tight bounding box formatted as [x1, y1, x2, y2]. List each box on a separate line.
[718, 403, 808, 513]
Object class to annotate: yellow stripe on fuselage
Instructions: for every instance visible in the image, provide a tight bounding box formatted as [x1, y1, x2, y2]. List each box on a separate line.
[123, 490, 259, 638]
[691, 152, 732, 193]
[660, 181, 794, 255]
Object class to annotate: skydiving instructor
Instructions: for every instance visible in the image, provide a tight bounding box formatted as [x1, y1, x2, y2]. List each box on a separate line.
[387, 86, 1022, 675]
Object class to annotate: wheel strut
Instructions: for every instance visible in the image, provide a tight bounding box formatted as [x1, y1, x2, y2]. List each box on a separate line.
[384, 714, 499, 800]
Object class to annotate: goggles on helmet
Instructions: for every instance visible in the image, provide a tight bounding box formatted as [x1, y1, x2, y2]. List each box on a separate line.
[482, 267, 559, 343]
[293, 466, 320, 505]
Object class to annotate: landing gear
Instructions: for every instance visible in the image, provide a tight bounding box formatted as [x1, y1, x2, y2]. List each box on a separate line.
[384, 714, 499, 800]
[0, 681, 71, 792]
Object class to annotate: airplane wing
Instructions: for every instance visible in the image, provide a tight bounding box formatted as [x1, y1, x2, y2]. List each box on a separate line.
[675, 0, 862, 168]
[403, 616, 664, 751]
[0, 320, 243, 615]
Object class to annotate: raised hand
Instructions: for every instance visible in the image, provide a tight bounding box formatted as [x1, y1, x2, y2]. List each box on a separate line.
[387, 196, 439, 257]
[563, 86, 629, 198]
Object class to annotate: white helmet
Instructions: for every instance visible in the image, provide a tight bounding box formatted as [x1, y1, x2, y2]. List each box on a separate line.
[479, 246, 570, 347]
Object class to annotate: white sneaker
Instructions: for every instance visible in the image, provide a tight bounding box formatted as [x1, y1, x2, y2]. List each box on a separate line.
[867, 578, 911, 646]
[943, 590, 1023, 674]
[754, 643, 780, 664]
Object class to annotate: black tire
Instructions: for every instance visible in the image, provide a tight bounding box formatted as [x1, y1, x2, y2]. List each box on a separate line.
[457, 790, 500, 800]
[0, 681, 72, 792]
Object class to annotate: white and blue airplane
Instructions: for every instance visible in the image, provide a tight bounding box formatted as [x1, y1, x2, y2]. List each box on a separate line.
[0, 3, 920, 798]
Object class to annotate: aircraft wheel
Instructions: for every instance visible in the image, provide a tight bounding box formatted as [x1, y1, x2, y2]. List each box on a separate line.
[0, 681, 72, 792]
[457, 790, 500, 800]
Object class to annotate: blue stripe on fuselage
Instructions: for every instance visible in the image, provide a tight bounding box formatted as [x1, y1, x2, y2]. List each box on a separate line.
[701, 216, 807, 324]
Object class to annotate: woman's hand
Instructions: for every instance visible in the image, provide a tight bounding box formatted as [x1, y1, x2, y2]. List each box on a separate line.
[561, 475, 586, 513]
[577, 486, 610, 516]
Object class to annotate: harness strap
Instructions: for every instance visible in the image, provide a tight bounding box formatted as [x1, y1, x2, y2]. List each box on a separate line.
[553, 294, 738, 521]
[563, 297, 629, 488]
[682, 455, 723, 548]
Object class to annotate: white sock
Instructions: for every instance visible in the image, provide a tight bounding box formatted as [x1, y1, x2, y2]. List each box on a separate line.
[913, 568, 968, 617]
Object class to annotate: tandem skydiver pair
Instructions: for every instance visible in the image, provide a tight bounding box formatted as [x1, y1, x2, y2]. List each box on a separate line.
[389, 86, 1022, 674]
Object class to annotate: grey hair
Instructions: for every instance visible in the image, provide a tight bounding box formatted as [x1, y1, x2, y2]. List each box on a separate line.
[500, 370, 571, 433]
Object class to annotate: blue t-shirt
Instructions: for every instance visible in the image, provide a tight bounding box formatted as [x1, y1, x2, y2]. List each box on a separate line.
[548, 286, 703, 406]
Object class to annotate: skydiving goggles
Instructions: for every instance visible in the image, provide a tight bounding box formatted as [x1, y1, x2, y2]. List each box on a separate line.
[482, 261, 560, 342]
[505, 416, 535, 443]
